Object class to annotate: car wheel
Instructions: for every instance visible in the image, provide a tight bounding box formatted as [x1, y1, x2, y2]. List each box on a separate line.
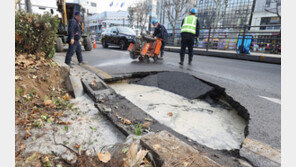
[102, 39, 108, 48]
[119, 39, 127, 50]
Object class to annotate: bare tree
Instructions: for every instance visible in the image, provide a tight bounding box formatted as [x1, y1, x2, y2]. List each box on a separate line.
[25, 0, 32, 13]
[133, 1, 151, 33]
[161, 0, 192, 38]
[264, 0, 281, 21]
[127, 7, 135, 28]
[210, 0, 228, 28]
[15, 0, 21, 10]
[206, 0, 228, 46]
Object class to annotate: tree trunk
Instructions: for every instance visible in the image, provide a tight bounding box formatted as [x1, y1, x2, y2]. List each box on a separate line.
[25, 0, 32, 13]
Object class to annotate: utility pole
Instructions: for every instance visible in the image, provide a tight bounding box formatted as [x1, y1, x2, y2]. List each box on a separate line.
[25, 0, 32, 13]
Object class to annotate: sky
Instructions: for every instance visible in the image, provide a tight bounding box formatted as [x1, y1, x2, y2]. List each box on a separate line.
[85, 0, 141, 12]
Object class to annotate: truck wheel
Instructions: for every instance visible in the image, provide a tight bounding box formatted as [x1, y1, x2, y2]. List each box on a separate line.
[153, 56, 158, 62]
[102, 39, 108, 48]
[119, 39, 127, 50]
[55, 37, 63, 52]
[138, 56, 144, 62]
[84, 37, 92, 51]
[130, 52, 137, 59]
[144, 55, 150, 63]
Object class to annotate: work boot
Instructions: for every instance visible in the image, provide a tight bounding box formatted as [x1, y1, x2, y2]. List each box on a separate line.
[179, 61, 183, 65]
[158, 52, 164, 60]
[66, 63, 74, 68]
[79, 61, 87, 65]
[188, 61, 192, 65]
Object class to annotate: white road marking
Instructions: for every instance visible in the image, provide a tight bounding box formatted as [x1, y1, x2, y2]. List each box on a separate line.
[259, 96, 281, 104]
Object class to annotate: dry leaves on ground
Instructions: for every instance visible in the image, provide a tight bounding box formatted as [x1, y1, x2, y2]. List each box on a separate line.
[123, 142, 149, 167]
[97, 150, 111, 163]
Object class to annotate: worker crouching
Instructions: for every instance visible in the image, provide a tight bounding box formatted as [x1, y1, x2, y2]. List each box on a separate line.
[152, 19, 168, 60]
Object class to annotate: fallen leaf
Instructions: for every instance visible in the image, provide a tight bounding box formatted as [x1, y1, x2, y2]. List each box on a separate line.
[122, 118, 131, 125]
[97, 150, 111, 163]
[74, 144, 80, 149]
[32, 75, 37, 79]
[167, 112, 173, 117]
[123, 142, 149, 167]
[142, 122, 150, 128]
[90, 80, 96, 86]
[145, 118, 153, 122]
[153, 144, 161, 151]
[44, 100, 52, 106]
[63, 93, 71, 101]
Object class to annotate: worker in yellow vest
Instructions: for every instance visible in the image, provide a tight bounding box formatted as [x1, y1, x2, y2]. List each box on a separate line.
[179, 8, 200, 65]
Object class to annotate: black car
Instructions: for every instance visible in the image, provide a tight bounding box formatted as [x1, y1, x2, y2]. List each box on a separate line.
[101, 26, 136, 50]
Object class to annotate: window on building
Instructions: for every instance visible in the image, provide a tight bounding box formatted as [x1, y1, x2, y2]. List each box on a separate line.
[91, 2, 97, 7]
[265, 0, 271, 7]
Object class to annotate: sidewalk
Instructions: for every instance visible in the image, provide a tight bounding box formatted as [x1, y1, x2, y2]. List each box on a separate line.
[165, 46, 281, 64]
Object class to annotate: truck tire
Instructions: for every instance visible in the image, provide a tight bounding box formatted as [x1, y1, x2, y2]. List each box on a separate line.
[55, 37, 63, 52]
[84, 37, 92, 51]
[129, 52, 137, 59]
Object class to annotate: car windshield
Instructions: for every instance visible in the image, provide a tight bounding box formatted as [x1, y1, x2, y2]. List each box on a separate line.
[118, 27, 135, 35]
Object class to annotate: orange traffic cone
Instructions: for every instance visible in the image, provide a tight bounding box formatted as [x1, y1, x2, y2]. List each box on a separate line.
[93, 39, 97, 49]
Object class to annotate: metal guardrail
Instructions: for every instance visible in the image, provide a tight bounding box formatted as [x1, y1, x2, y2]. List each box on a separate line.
[166, 24, 281, 55]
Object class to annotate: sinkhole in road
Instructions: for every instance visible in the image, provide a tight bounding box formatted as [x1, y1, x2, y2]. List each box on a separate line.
[108, 72, 248, 151]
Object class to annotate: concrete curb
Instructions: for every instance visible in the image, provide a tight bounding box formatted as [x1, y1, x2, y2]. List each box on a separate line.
[165, 47, 281, 64]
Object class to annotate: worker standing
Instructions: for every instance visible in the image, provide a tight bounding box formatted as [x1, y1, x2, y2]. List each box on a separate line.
[152, 20, 168, 60]
[179, 8, 200, 65]
[65, 12, 85, 68]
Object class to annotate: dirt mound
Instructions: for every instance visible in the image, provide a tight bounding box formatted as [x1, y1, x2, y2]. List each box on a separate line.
[132, 71, 215, 99]
[15, 53, 74, 166]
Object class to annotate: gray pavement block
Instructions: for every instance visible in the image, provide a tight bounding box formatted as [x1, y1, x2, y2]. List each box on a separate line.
[240, 147, 280, 167]
[69, 75, 84, 98]
[140, 131, 222, 167]
[81, 77, 114, 102]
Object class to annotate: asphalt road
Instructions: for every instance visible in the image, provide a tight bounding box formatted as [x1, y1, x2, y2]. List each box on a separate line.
[61, 45, 281, 165]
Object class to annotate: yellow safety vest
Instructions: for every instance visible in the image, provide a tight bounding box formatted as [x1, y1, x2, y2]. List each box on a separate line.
[181, 15, 197, 34]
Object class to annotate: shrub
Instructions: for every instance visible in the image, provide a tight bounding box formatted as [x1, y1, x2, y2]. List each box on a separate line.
[15, 10, 59, 58]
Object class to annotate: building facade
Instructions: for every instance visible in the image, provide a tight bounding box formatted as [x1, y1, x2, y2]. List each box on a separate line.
[250, 0, 281, 52]
[250, 0, 281, 31]
[196, 0, 255, 28]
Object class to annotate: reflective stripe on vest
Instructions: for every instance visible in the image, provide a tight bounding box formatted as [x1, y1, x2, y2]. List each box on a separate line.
[181, 15, 197, 34]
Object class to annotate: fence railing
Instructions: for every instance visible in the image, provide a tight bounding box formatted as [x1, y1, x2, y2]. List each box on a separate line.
[166, 24, 281, 55]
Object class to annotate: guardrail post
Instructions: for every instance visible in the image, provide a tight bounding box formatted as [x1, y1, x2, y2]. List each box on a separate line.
[206, 27, 211, 52]
[240, 25, 247, 53]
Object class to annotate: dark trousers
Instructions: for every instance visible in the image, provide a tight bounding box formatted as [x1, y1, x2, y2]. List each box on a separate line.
[180, 33, 194, 62]
[65, 40, 83, 64]
[160, 41, 166, 57]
